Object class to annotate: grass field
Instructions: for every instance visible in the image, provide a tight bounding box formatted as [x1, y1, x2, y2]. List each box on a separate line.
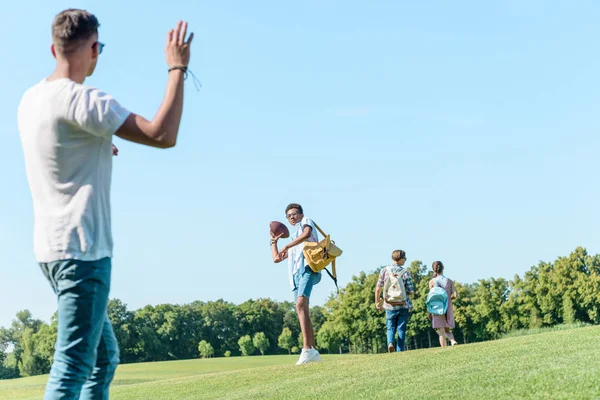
[2, 325, 599, 399]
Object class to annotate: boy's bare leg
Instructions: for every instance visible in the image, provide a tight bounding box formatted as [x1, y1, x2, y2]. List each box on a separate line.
[296, 296, 314, 348]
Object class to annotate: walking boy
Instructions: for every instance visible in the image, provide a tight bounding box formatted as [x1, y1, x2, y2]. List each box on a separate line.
[375, 250, 415, 352]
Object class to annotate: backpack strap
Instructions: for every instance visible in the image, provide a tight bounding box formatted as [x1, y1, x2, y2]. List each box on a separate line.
[312, 221, 339, 293]
[324, 259, 339, 293]
[434, 275, 446, 289]
[388, 265, 404, 277]
[312, 222, 328, 238]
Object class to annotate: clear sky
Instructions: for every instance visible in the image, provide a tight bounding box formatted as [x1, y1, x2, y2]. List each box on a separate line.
[2, 1, 599, 328]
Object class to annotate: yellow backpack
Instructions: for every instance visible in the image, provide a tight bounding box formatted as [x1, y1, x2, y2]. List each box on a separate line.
[303, 222, 343, 292]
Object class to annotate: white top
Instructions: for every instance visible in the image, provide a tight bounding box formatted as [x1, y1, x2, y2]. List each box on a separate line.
[433, 274, 449, 289]
[18, 78, 130, 262]
[288, 216, 319, 288]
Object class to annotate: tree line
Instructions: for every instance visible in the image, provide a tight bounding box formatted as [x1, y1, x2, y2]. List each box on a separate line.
[2, 246, 599, 379]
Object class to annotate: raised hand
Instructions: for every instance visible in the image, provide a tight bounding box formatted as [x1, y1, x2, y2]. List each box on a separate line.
[270, 232, 284, 242]
[166, 21, 194, 68]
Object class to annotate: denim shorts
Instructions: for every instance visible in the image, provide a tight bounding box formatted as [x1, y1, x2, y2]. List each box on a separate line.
[293, 266, 321, 301]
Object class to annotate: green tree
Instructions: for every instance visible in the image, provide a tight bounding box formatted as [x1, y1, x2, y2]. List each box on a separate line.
[406, 260, 428, 289]
[452, 282, 478, 344]
[562, 294, 576, 324]
[310, 306, 326, 336]
[316, 321, 342, 354]
[0, 342, 5, 364]
[405, 261, 432, 349]
[107, 299, 137, 364]
[554, 248, 595, 324]
[238, 335, 255, 356]
[235, 298, 284, 355]
[14, 313, 57, 377]
[0, 330, 9, 372]
[471, 278, 510, 340]
[277, 327, 295, 354]
[322, 269, 384, 353]
[132, 303, 204, 361]
[20, 328, 50, 376]
[578, 253, 600, 324]
[197, 340, 214, 358]
[3, 310, 44, 370]
[253, 332, 270, 355]
[194, 299, 238, 357]
[282, 309, 301, 343]
[132, 305, 170, 362]
[0, 352, 20, 379]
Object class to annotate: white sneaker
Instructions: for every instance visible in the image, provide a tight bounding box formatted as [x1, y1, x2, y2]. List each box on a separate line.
[296, 348, 310, 365]
[296, 347, 322, 365]
[307, 348, 322, 363]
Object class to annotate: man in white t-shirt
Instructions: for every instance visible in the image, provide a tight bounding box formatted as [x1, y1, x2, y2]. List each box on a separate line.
[271, 203, 322, 365]
[17, 9, 194, 399]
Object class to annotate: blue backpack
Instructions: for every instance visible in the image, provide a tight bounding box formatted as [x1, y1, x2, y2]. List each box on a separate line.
[426, 286, 449, 315]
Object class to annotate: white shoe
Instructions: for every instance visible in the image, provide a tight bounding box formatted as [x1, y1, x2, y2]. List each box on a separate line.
[296, 347, 321, 365]
[296, 348, 309, 365]
[306, 348, 322, 363]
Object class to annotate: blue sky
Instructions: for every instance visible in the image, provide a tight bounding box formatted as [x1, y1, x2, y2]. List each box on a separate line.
[2, 1, 600, 328]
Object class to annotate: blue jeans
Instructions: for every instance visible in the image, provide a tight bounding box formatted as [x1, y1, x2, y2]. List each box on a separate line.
[385, 308, 410, 352]
[292, 266, 321, 301]
[39, 257, 119, 400]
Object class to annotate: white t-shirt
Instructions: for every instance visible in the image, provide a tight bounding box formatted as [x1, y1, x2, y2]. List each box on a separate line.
[18, 78, 130, 262]
[433, 274, 449, 289]
[288, 217, 319, 288]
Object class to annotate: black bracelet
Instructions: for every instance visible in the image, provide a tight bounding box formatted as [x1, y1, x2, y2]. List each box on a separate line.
[168, 66, 203, 91]
[168, 65, 188, 79]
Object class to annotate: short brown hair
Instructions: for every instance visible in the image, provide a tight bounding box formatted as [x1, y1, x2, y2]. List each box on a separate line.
[52, 9, 99, 53]
[285, 203, 303, 215]
[432, 261, 444, 274]
[391, 250, 406, 262]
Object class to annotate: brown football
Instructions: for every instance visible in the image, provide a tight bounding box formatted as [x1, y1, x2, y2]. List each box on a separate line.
[270, 221, 290, 239]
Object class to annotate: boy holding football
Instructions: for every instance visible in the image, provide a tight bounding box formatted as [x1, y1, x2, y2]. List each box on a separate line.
[271, 203, 322, 365]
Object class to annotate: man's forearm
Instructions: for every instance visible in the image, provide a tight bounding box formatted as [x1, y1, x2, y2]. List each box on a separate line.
[150, 70, 185, 145]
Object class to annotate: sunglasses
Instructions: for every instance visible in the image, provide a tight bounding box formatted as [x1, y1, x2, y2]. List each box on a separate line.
[94, 41, 105, 55]
[286, 212, 300, 219]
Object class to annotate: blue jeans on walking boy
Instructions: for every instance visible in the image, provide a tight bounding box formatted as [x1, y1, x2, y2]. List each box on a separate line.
[39, 257, 119, 400]
[385, 308, 409, 352]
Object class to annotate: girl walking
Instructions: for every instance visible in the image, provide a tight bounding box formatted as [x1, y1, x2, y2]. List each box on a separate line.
[429, 261, 459, 347]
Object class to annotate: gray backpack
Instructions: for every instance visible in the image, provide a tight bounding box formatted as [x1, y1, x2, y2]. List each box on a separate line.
[383, 266, 407, 305]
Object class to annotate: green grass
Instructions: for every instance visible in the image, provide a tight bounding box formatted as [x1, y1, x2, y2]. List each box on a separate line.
[500, 322, 591, 339]
[2, 325, 600, 399]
